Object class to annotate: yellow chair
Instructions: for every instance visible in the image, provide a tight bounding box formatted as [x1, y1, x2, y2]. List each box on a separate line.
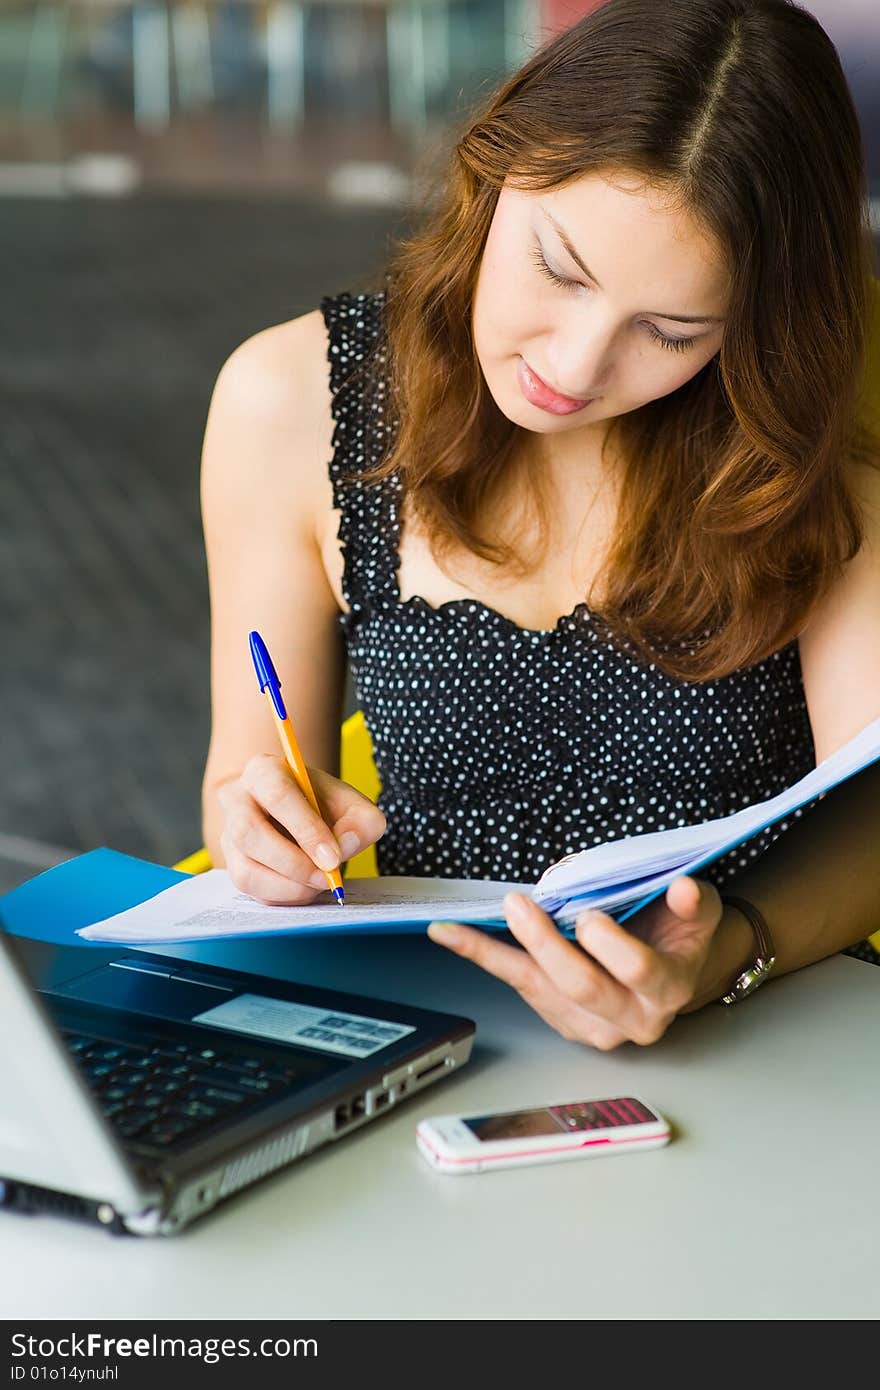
[174, 711, 381, 877]
[337, 710, 381, 878]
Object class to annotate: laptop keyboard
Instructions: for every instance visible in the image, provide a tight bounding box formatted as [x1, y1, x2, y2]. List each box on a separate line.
[61, 1030, 304, 1149]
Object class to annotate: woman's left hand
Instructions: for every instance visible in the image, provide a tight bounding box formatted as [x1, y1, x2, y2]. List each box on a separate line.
[427, 875, 723, 1049]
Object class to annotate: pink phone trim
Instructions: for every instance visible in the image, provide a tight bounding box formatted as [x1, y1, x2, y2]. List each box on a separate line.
[417, 1124, 670, 1167]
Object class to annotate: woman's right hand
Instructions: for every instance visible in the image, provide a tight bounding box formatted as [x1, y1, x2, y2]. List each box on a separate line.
[218, 754, 387, 905]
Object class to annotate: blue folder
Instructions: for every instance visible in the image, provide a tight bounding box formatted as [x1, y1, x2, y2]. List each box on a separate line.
[0, 849, 187, 947]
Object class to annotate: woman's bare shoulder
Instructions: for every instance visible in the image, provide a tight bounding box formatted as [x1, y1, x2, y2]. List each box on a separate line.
[216, 309, 329, 404]
[202, 309, 334, 523]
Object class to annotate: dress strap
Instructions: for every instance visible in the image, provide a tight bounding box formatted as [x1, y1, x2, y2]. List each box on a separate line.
[320, 289, 401, 616]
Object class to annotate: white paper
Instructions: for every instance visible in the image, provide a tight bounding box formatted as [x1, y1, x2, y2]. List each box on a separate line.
[76, 871, 525, 944]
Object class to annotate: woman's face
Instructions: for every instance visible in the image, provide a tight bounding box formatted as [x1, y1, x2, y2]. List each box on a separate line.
[471, 170, 730, 445]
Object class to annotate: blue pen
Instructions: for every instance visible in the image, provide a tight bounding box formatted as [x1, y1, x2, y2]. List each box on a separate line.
[249, 630, 345, 906]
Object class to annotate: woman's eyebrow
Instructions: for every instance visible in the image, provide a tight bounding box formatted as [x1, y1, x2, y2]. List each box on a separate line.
[539, 207, 725, 325]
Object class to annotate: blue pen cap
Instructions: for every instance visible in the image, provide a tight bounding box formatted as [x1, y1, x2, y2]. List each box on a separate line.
[248, 630, 287, 721]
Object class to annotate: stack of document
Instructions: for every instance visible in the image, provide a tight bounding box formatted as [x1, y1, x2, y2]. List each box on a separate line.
[537, 713, 880, 924]
[76, 715, 880, 945]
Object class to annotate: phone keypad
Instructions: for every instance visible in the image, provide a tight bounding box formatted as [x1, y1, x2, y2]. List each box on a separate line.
[550, 1098, 655, 1131]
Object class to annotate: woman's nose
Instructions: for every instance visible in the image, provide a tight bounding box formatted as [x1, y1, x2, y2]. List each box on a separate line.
[547, 314, 615, 397]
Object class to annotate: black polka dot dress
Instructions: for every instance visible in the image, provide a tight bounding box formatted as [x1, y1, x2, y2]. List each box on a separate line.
[320, 289, 877, 961]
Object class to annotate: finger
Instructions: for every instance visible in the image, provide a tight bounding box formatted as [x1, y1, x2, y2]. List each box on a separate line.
[224, 794, 330, 889]
[307, 767, 388, 855]
[575, 910, 700, 1028]
[574, 909, 669, 998]
[241, 755, 342, 871]
[504, 893, 631, 1018]
[222, 841, 327, 907]
[332, 808, 387, 864]
[665, 874, 719, 924]
[426, 921, 543, 997]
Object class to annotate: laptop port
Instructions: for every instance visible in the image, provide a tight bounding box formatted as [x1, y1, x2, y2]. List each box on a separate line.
[334, 1102, 351, 1130]
[415, 1059, 449, 1084]
[351, 1094, 367, 1120]
[374, 1090, 390, 1110]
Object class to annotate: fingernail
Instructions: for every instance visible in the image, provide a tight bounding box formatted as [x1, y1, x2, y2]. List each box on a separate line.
[338, 830, 361, 859]
[427, 921, 460, 947]
[314, 842, 339, 871]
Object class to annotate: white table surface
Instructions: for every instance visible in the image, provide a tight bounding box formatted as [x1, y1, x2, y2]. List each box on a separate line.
[2, 934, 878, 1321]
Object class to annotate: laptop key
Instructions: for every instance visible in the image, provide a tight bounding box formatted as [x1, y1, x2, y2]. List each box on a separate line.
[205, 1068, 276, 1094]
[171, 1101, 220, 1120]
[90, 1044, 133, 1062]
[189, 1084, 250, 1107]
[87, 1062, 117, 1079]
[100, 1084, 136, 1103]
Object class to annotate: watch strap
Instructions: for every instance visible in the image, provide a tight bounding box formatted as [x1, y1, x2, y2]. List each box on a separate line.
[718, 895, 776, 1005]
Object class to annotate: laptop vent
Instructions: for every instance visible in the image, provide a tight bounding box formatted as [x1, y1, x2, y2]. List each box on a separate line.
[219, 1127, 308, 1198]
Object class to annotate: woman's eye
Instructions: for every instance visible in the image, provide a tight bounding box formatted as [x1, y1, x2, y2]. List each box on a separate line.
[530, 245, 582, 293]
[643, 322, 697, 354]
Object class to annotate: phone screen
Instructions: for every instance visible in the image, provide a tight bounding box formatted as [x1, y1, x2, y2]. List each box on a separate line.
[463, 1098, 658, 1142]
[464, 1109, 565, 1141]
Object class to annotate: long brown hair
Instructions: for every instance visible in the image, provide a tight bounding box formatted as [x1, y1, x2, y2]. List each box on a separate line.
[368, 0, 878, 680]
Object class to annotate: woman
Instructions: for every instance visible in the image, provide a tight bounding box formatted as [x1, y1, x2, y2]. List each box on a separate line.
[200, 0, 880, 1049]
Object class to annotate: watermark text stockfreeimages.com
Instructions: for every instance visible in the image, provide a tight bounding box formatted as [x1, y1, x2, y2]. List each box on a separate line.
[10, 1333, 316, 1369]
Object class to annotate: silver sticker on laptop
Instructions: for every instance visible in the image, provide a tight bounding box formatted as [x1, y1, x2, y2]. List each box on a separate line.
[192, 992, 416, 1058]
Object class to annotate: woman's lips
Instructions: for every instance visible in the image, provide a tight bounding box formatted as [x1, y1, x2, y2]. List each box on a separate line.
[516, 357, 594, 415]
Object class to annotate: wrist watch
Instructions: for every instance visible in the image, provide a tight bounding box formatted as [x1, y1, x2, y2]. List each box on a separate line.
[718, 895, 776, 1004]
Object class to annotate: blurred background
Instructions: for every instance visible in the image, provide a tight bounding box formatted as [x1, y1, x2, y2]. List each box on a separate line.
[0, 0, 877, 892]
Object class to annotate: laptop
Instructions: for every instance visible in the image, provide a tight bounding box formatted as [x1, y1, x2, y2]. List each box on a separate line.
[0, 930, 475, 1236]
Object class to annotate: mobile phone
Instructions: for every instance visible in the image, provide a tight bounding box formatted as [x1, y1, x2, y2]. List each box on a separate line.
[416, 1096, 670, 1174]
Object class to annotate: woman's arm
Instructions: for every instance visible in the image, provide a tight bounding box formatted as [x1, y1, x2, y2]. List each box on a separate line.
[685, 457, 880, 1005]
[201, 310, 343, 864]
[797, 463, 880, 763]
[200, 309, 383, 890]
